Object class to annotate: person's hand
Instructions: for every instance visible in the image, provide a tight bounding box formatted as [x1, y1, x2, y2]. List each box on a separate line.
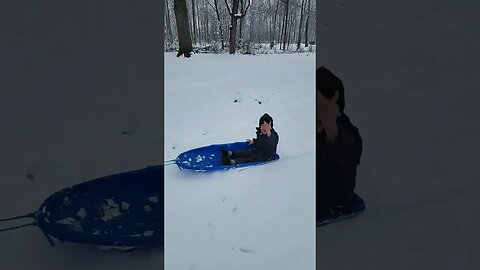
[260, 121, 272, 137]
[317, 90, 340, 126]
[247, 139, 254, 145]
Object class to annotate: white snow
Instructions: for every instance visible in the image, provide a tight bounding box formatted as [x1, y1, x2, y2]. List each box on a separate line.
[148, 196, 158, 203]
[56, 217, 76, 226]
[56, 217, 83, 233]
[99, 199, 122, 221]
[97, 246, 136, 251]
[165, 53, 316, 270]
[143, 231, 154, 237]
[76, 208, 87, 220]
[63, 197, 72, 206]
[120, 202, 130, 211]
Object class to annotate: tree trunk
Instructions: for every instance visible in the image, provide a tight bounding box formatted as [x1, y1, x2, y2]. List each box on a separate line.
[282, 0, 289, 51]
[165, 0, 173, 45]
[304, 0, 311, 47]
[226, 0, 250, 54]
[239, 0, 244, 47]
[174, 0, 193, 57]
[270, 0, 280, 49]
[287, 8, 294, 50]
[297, 0, 305, 51]
[280, 6, 285, 49]
[227, 0, 240, 54]
[205, 1, 210, 45]
[212, 0, 225, 50]
[191, 0, 197, 45]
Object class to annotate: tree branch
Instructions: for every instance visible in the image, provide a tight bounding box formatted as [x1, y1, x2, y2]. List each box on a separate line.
[225, 0, 233, 16]
[239, 0, 251, 18]
[207, 0, 216, 11]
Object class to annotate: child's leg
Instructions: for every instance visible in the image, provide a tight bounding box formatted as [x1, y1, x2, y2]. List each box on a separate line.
[230, 149, 253, 159]
[232, 152, 267, 164]
[232, 157, 252, 164]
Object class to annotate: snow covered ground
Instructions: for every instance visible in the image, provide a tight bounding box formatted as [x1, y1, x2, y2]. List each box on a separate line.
[0, 1, 164, 269]
[164, 53, 316, 270]
[316, 1, 480, 269]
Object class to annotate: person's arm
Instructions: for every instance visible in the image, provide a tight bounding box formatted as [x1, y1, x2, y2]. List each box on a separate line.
[252, 127, 261, 144]
[318, 118, 362, 166]
[323, 121, 339, 142]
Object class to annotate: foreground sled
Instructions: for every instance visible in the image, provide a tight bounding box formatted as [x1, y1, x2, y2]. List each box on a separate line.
[316, 193, 366, 227]
[174, 142, 280, 171]
[1, 165, 163, 248]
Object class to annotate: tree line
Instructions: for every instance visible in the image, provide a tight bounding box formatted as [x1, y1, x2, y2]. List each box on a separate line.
[166, 0, 316, 57]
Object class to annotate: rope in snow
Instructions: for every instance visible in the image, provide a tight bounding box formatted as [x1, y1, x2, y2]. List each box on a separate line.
[164, 159, 177, 166]
[0, 212, 37, 222]
[0, 222, 36, 233]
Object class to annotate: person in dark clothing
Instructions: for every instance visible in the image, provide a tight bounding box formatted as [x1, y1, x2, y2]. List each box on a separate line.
[222, 113, 279, 165]
[316, 67, 363, 221]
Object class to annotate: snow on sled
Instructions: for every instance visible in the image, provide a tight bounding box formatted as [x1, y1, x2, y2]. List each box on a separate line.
[174, 141, 280, 171]
[316, 193, 366, 227]
[0, 165, 163, 248]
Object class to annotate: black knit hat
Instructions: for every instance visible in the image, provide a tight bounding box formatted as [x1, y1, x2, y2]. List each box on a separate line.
[259, 113, 273, 127]
[317, 67, 346, 112]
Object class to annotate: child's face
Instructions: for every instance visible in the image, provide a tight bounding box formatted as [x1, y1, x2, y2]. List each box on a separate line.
[260, 121, 272, 134]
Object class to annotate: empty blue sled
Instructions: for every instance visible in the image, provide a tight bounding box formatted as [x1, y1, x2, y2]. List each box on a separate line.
[175, 141, 280, 171]
[316, 193, 366, 227]
[31, 165, 163, 248]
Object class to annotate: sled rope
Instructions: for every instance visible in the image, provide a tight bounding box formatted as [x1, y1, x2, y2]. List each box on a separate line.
[164, 159, 177, 166]
[0, 222, 36, 232]
[0, 212, 37, 222]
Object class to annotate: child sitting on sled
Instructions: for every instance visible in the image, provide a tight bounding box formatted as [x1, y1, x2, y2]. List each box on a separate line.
[221, 113, 279, 165]
[316, 67, 363, 223]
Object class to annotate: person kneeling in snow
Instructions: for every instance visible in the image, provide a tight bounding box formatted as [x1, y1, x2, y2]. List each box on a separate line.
[316, 67, 363, 222]
[221, 113, 279, 165]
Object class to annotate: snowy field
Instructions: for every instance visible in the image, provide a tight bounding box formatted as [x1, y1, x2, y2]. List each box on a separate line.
[316, 1, 480, 269]
[0, 1, 164, 269]
[164, 53, 316, 270]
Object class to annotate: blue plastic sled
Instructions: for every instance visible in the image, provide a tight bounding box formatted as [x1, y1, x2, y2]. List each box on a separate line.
[175, 142, 280, 171]
[316, 193, 366, 227]
[1, 165, 163, 248]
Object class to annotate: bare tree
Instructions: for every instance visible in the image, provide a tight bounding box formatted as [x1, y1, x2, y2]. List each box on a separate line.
[207, 0, 225, 49]
[281, 0, 289, 51]
[165, 0, 315, 53]
[165, 0, 173, 45]
[174, 0, 193, 57]
[304, 0, 311, 47]
[191, 0, 198, 44]
[296, 0, 305, 51]
[269, 0, 280, 49]
[225, 0, 251, 54]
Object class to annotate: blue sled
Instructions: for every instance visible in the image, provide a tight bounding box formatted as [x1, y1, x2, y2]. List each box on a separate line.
[1, 165, 164, 248]
[175, 142, 280, 171]
[316, 193, 366, 227]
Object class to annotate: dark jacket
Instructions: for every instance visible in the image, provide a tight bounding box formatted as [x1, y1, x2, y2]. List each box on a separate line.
[253, 128, 279, 159]
[317, 114, 362, 212]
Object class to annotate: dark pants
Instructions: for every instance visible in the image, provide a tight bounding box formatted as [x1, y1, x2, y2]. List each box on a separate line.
[230, 149, 267, 164]
[317, 166, 356, 216]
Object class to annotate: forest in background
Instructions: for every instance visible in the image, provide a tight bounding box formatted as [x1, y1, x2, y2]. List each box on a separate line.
[165, 0, 316, 56]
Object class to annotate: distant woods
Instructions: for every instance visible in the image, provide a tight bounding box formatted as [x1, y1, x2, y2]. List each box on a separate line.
[167, 0, 316, 56]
